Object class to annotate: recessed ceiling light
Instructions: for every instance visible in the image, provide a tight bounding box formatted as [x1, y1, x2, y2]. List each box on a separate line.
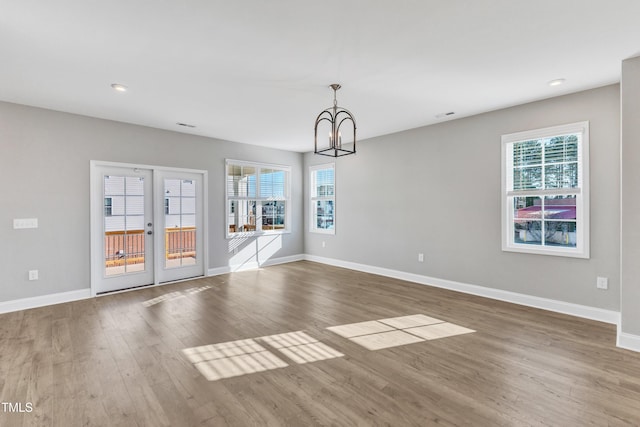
[111, 83, 128, 92]
[548, 78, 566, 87]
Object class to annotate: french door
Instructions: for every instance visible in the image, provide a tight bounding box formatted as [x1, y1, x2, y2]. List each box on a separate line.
[155, 170, 204, 283]
[91, 162, 206, 295]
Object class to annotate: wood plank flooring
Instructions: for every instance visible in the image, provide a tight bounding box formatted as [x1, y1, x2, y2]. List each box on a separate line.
[1, 260, 640, 426]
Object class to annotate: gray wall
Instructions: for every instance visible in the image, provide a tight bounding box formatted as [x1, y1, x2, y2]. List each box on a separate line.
[621, 56, 640, 335]
[0, 101, 304, 302]
[0, 84, 625, 313]
[305, 85, 621, 310]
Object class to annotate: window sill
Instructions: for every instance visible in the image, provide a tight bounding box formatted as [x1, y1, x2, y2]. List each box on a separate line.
[309, 228, 335, 235]
[502, 243, 589, 259]
[226, 229, 291, 239]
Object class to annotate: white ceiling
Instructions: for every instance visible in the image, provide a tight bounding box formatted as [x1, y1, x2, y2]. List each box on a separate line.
[1, 1, 639, 152]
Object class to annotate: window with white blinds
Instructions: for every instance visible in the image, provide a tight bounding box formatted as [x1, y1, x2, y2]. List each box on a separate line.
[310, 163, 335, 234]
[502, 121, 589, 258]
[226, 160, 290, 236]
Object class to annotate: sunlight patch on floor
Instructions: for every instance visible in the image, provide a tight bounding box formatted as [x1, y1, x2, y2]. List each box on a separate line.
[142, 285, 211, 307]
[327, 314, 475, 350]
[141, 291, 186, 307]
[182, 314, 475, 381]
[326, 320, 395, 338]
[260, 331, 344, 364]
[350, 330, 425, 350]
[183, 331, 343, 381]
[183, 339, 288, 381]
[405, 322, 476, 340]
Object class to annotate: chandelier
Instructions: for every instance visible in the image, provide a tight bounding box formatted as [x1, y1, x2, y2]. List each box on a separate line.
[314, 84, 357, 157]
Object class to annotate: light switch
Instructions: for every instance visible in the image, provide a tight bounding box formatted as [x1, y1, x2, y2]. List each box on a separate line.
[13, 218, 38, 229]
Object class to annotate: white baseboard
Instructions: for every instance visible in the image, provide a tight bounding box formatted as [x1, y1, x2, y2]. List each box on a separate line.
[208, 254, 305, 276]
[2, 255, 633, 352]
[0, 289, 92, 314]
[618, 331, 640, 352]
[304, 254, 620, 326]
[0, 254, 306, 313]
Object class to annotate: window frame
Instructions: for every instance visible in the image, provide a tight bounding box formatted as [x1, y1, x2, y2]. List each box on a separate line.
[309, 163, 336, 235]
[225, 159, 291, 238]
[501, 121, 590, 258]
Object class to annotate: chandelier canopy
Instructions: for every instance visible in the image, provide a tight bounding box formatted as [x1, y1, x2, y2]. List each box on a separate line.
[314, 84, 357, 157]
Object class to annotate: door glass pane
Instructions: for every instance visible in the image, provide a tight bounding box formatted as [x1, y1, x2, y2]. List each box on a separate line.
[104, 175, 146, 276]
[165, 179, 197, 268]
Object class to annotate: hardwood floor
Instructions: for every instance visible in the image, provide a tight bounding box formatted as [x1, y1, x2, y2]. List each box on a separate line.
[1, 260, 640, 426]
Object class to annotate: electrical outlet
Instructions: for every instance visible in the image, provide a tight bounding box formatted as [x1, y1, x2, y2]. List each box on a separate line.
[418, 253, 424, 262]
[28, 270, 38, 281]
[596, 276, 608, 290]
[322, 241, 326, 248]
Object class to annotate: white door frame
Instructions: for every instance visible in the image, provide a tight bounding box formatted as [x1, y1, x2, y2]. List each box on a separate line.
[90, 160, 208, 296]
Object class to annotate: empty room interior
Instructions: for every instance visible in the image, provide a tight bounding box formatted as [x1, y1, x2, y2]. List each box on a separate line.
[3, 1, 640, 425]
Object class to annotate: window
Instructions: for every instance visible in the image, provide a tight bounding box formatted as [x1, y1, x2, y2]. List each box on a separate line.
[310, 164, 335, 234]
[502, 121, 589, 258]
[226, 160, 290, 236]
[104, 197, 113, 217]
